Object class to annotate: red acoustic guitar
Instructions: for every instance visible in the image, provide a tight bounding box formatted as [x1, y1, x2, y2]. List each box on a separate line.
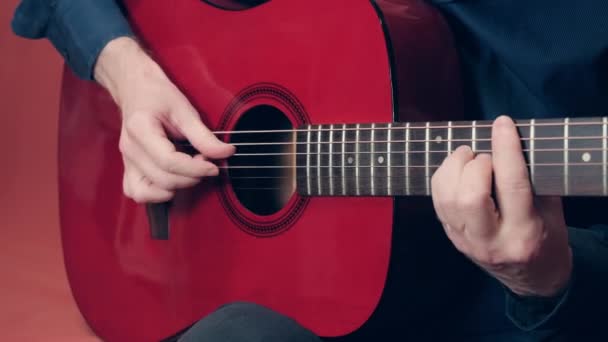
[57, 0, 607, 341]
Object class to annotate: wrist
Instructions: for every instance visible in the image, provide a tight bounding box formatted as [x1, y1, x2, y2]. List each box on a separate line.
[506, 245, 573, 298]
[93, 36, 164, 106]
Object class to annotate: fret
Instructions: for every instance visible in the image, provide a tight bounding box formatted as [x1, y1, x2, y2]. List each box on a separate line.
[358, 124, 372, 196]
[387, 123, 392, 195]
[295, 128, 307, 193]
[306, 125, 312, 195]
[568, 117, 603, 195]
[424, 122, 430, 195]
[373, 123, 389, 196]
[451, 120, 473, 155]
[602, 117, 608, 195]
[390, 123, 406, 195]
[341, 123, 347, 195]
[429, 121, 449, 193]
[564, 118, 569, 195]
[343, 124, 357, 195]
[328, 124, 334, 196]
[322, 125, 334, 196]
[475, 121, 492, 153]
[355, 124, 360, 195]
[371, 123, 376, 196]
[319, 125, 333, 196]
[447, 121, 453, 155]
[408, 122, 427, 195]
[405, 122, 411, 195]
[528, 118, 564, 195]
[317, 125, 323, 196]
[308, 127, 320, 196]
[329, 126, 344, 195]
[530, 119, 536, 185]
[472, 120, 477, 152]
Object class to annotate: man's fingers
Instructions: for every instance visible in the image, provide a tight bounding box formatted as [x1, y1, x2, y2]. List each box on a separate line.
[431, 145, 475, 230]
[491, 115, 535, 223]
[124, 114, 219, 178]
[457, 153, 498, 240]
[172, 105, 236, 160]
[123, 164, 174, 203]
[125, 140, 201, 190]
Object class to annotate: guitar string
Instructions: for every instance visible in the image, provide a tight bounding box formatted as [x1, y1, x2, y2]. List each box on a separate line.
[227, 187, 576, 191]
[224, 178, 598, 192]
[178, 135, 608, 147]
[222, 174, 595, 191]
[216, 162, 606, 170]
[205, 119, 608, 135]
[225, 174, 602, 191]
[228, 174, 599, 180]
[229, 146, 608, 157]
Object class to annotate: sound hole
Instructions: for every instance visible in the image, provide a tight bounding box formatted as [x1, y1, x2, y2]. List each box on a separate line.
[228, 105, 295, 216]
[202, 0, 269, 11]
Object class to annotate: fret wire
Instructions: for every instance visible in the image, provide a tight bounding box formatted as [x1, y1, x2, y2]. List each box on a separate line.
[405, 122, 411, 196]
[472, 120, 477, 152]
[371, 123, 376, 196]
[306, 125, 312, 196]
[387, 123, 392, 196]
[447, 121, 453, 156]
[341, 123, 346, 196]
[604, 117, 607, 195]
[425, 122, 430, 195]
[317, 125, 323, 196]
[355, 123, 360, 196]
[530, 119, 535, 185]
[329, 124, 334, 196]
[564, 118, 569, 195]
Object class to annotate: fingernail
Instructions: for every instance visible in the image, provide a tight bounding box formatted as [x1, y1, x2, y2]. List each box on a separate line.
[494, 115, 513, 128]
[207, 167, 219, 176]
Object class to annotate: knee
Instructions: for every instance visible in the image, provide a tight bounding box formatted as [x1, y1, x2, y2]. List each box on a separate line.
[179, 301, 321, 342]
[216, 301, 274, 315]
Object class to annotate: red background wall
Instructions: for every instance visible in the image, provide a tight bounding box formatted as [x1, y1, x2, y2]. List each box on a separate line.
[0, 1, 99, 340]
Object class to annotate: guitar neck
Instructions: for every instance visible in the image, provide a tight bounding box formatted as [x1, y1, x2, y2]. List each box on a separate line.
[295, 117, 608, 197]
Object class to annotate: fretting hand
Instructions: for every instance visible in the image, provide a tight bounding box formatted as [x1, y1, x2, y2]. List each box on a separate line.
[94, 37, 235, 203]
[431, 115, 572, 297]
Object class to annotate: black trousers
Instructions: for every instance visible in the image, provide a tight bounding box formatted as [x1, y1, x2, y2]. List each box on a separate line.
[175, 301, 576, 342]
[177, 302, 321, 342]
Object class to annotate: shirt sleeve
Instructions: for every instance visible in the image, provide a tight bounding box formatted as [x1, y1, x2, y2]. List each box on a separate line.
[11, 0, 135, 80]
[504, 224, 608, 335]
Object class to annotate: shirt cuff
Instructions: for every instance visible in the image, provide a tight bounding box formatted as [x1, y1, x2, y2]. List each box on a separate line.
[504, 278, 572, 332]
[46, 0, 134, 80]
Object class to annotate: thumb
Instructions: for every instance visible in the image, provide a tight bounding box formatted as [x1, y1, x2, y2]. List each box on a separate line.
[172, 105, 235, 160]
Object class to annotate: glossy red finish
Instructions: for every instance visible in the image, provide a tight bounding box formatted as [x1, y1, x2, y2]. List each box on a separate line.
[58, 1, 463, 341]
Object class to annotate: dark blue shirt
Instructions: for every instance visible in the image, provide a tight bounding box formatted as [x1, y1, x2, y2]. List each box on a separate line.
[12, 1, 608, 340]
[11, 0, 133, 80]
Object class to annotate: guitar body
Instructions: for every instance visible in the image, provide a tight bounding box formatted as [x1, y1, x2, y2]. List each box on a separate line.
[58, 1, 462, 341]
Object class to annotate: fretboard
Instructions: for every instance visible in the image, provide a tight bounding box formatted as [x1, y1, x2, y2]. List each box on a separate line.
[295, 117, 608, 197]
